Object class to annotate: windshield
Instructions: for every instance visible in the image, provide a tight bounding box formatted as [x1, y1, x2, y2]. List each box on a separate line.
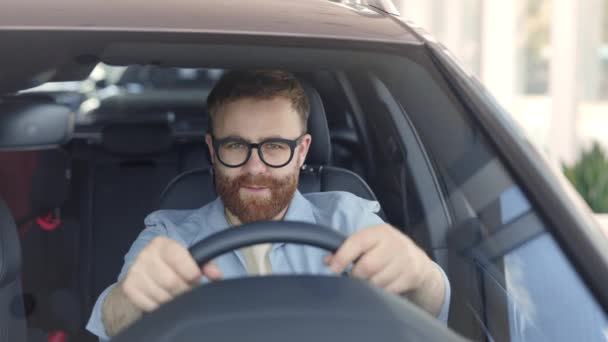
[1, 62, 606, 342]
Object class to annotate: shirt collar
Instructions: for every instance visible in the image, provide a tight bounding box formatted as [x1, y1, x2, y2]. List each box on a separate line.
[273, 190, 317, 250]
[283, 190, 317, 224]
[192, 196, 230, 243]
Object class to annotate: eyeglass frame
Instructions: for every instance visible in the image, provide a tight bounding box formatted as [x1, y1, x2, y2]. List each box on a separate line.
[211, 134, 307, 168]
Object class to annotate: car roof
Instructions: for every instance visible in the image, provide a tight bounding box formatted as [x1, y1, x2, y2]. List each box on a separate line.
[0, 0, 425, 93]
[0, 0, 418, 44]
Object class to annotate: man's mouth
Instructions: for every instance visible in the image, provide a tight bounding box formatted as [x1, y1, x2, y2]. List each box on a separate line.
[241, 185, 269, 193]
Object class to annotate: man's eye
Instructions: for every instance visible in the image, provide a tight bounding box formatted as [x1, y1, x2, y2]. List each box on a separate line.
[265, 143, 286, 150]
[226, 142, 245, 149]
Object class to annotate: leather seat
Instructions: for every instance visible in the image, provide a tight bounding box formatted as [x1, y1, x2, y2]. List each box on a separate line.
[0, 196, 27, 342]
[72, 123, 194, 341]
[159, 83, 384, 220]
[0, 149, 74, 341]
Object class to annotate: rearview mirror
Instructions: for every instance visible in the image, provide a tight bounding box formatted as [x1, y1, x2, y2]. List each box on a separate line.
[0, 97, 74, 150]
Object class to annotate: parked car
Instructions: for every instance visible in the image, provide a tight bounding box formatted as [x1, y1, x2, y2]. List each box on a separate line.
[1, 0, 607, 341]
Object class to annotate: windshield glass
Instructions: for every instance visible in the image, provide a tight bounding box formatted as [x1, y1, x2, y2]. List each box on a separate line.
[1, 63, 606, 342]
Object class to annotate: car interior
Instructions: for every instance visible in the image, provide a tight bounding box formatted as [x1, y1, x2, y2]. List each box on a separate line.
[1, 49, 606, 340]
[1, 66, 444, 341]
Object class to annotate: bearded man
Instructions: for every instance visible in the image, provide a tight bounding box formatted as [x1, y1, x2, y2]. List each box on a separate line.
[87, 70, 451, 340]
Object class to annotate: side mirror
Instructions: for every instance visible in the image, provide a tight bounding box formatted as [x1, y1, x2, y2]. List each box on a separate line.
[0, 97, 73, 150]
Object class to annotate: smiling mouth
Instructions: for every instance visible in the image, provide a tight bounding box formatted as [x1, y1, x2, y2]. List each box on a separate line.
[242, 185, 269, 191]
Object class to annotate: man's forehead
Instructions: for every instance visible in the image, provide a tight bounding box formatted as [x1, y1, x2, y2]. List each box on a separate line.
[212, 97, 303, 139]
[217, 133, 298, 142]
[219, 96, 295, 114]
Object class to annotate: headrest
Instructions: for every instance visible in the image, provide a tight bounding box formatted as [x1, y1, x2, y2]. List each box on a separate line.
[160, 169, 216, 210]
[102, 123, 172, 155]
[0, 96, 73, 150]
[301, 82, 331, 165]
[28, 149, 70, 216]
[180, 144, 212, 171]
[0, 196, 21, 288]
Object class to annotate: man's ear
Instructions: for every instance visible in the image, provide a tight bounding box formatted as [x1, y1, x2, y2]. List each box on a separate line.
[297, 134, 312, 167]
[205, 134, 215, 164]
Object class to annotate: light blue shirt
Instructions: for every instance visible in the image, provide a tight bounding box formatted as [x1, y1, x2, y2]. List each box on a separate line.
[87, 190, 451, 340]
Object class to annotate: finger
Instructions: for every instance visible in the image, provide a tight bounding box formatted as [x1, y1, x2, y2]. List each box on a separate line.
[154, 259, 193, 296]
[323, 254, 332, 265]
[122, 273, 171, 312]
[369, 259, 403, 288]
[330, 229, 379, 274]
[138, 272, 174, 305]
[385, 272, 409, 294]
[350, 244, 392, 279]
[161, 242, 202, 284]
[202, 262, 223, 281]
[123, 282, 159, 312]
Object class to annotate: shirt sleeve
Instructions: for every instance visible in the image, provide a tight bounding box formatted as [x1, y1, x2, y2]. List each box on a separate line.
[85, 285, 114, 341]
[85, 219, 176, 340]
[434, 262, 451, 324]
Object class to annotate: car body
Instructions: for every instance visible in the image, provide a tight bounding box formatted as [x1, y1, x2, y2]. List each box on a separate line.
[1, 0, 607, 341]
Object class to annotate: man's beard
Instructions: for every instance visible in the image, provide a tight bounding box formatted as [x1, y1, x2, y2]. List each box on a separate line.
[215, 170, 298, 224]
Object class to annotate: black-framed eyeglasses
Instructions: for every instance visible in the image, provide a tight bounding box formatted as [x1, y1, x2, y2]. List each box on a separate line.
[212, 134, 306, 168]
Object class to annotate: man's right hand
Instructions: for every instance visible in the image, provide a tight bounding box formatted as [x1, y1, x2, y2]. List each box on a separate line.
[102, 236, 223, 337]
[121, 236, 223, 312]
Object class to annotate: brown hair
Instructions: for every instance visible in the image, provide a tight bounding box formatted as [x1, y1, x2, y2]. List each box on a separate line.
[206, 70, 310, 134]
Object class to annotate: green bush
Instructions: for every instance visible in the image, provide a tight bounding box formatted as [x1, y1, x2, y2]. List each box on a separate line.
[563, 142, 608, 213]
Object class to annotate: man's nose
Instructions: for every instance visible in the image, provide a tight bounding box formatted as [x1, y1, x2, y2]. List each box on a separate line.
[242, 148, 267, 174]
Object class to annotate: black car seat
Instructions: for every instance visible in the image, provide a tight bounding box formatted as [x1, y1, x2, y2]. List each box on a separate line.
[17, 149, 80, 339]
[72, 123, 182, 332]
[0, 195, 27, 342]
[0, 149, 77, 341]
[72, 121, 213, 341]
[159, 83, 384, 220]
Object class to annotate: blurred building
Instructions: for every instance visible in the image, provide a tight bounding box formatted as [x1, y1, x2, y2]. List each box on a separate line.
[393, 0, 608, 167]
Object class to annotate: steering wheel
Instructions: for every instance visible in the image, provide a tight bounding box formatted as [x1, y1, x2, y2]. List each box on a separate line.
[188, 220, 346, 266]
[112, 221, 464, 342]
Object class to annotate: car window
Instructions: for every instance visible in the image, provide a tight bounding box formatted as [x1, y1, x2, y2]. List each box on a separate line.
[372, 60, 608, 341]
[116, 66, 224, 90]
[462, 182, 608, 341]
[3, 62, 607, 342]
[504, 230, 607, 340]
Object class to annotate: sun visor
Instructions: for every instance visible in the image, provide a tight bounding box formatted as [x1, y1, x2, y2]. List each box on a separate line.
[0, 97, 74, 150]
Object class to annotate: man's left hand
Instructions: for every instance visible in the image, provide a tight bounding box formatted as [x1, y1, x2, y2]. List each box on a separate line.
[324, 224, 446, 316]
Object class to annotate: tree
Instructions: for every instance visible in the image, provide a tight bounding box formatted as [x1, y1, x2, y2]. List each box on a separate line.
[563, 142, 608, 213]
